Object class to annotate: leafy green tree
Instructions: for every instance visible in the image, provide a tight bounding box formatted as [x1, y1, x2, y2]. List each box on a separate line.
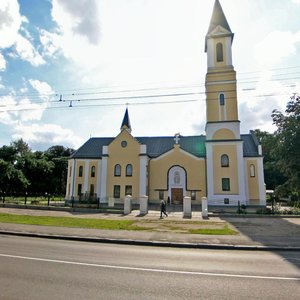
[252, 129, 287, 191]
[0, 140, 30, 193]
[271, 94, 300, 196]
[45, 146, 74, 194]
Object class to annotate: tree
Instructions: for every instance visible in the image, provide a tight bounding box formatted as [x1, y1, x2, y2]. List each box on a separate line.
[252, 129, 287, 191]
[45, 146, 74, 194]
[271, 94, 300, 196]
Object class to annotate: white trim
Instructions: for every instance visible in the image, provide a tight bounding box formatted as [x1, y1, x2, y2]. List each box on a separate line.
[225, 36, 232, 66]
[206, 143, 214, 201]
[206, 121, 240, 140]
[257, 157, 266, 205]
[206, 80, 236, 86]
[100, 156, 108, 200]
[168, 166, 187, 201]
[139, 145, 148, 196]
[237, 142, 246, 204]
[70, 159, 76, 198]
[96, 160, 102, 199]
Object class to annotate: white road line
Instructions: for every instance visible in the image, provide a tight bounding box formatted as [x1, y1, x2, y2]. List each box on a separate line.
[0, 253, 299, 281]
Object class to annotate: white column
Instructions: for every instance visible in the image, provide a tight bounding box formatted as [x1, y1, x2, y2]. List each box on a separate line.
[96, 160, 102, 200]
[139, 145, 148, 196]
[100, 146, 108, 201]
[206, 143, 214, 203]
[140, 195, 148, 215]
[237, 142, 247, 204]
[183, 196, 191, 218]
[202, 197, 208, 219]
[257, 157, 266, 205]
[124, 195, 132, 215]
[70, 159, 76, 198]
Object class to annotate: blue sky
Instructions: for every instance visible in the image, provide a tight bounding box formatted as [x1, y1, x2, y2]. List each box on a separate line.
[1, 0, 300, 150]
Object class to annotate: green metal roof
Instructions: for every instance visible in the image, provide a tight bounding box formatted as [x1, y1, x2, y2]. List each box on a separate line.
[71, 134, 260, 159]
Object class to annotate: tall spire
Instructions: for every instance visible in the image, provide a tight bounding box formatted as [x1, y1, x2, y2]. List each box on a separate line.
[205, 0, 233, 52]
[121, 107, 132, 133]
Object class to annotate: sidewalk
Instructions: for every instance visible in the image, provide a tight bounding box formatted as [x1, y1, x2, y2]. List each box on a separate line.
[0, 207, 299, 250]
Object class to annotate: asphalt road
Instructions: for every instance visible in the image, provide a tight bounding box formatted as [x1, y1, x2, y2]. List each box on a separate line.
[0, 235, 299, 300]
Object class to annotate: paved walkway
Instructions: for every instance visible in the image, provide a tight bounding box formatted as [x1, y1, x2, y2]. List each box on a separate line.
[0, 207, 299, 250]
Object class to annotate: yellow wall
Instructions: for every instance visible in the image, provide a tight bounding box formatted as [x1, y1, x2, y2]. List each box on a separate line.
[206, 70, 238, 122]
[106, 130, 141, 199]
[212, 128, 235, 140]
[88, 160, 98, 193]
[212, 145, 239, 194]
[247, 159, 259, 200]
[149, 145, 206, 201]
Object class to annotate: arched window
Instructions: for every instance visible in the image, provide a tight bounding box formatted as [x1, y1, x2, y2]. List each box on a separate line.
[250, 164, 255, 177]
[216, 43, 223, 62]
[78, 166, 83, 177]
[91, 166, 95, 177]
[174, 171, 180, 184]
[126, 164, 132, 176]
[221, 154, 229, 167]
[114, 164, 121, 176]
[219, 93, 225, 106]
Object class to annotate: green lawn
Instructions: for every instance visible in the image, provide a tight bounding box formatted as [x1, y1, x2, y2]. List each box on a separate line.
[0, 213, 238, 235]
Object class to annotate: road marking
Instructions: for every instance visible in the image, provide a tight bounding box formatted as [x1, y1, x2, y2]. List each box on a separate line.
[0, 253, 299, 281]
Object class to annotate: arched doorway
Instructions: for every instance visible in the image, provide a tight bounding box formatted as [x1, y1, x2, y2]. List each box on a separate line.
[168, 166, 186, 204]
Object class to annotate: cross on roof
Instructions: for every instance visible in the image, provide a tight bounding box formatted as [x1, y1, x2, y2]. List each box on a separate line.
[174, 133, 180, 144]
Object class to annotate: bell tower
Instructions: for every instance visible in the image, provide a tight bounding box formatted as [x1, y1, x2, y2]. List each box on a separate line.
[205, 0, 246, 205]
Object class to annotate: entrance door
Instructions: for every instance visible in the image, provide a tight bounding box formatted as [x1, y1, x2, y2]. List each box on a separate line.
[171, 188, 183, 204]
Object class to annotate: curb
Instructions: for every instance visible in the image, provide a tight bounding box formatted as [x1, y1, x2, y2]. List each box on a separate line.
[1, 230, 299, 251]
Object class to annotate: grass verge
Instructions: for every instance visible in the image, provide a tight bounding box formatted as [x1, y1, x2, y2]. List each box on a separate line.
[0, 213, 238, 235]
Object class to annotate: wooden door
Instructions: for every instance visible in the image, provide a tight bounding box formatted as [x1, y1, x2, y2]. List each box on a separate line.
[171, 188, 183, 204]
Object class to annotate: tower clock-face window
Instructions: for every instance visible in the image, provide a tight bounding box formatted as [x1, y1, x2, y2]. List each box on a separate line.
[216, 43, 224, 62]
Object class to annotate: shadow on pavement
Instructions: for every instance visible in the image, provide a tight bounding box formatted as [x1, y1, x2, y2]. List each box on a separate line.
[219, 215, 300, 271]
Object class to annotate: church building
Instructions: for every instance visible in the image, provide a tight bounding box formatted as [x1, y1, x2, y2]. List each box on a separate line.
[65, 0, 266, 207]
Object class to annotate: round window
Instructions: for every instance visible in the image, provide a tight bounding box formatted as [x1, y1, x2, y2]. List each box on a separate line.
[121, 141, 127, 148]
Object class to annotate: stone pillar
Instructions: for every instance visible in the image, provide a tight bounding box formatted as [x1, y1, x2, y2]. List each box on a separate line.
[108, 197, 114, 207]
[124, 195, 132, 215]
[139, 195, 148, 215]
[183, 196, 191, 218]
[202, 197, 208, 219]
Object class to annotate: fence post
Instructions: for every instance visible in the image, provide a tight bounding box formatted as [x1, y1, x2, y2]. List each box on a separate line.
[25, 192, 27, 205]
[47, 194, 50, 206]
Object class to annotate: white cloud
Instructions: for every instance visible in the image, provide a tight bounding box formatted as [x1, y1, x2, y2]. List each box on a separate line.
[0, 0, 45, 66]
[0, 95, 17, 125]
[254, 30, 300, 67]
[12, 123, 83, 150]
[0, 53, 6, 71]
[292, 0, 300, 5]
[52, 0, 101, 45]
[14, 34, 45, 66]
[0, 0, 22, 48]
[39, 29, 62, 58]
[29, 79, 53, 96]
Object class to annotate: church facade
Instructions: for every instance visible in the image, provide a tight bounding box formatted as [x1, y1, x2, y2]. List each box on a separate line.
[65, 0, 266, 207]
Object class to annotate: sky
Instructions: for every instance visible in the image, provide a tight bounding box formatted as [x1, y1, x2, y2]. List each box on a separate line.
[0, 0, 300, 151]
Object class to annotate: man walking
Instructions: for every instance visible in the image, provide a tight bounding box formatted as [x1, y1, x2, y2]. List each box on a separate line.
[160, 199, 168, 218]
